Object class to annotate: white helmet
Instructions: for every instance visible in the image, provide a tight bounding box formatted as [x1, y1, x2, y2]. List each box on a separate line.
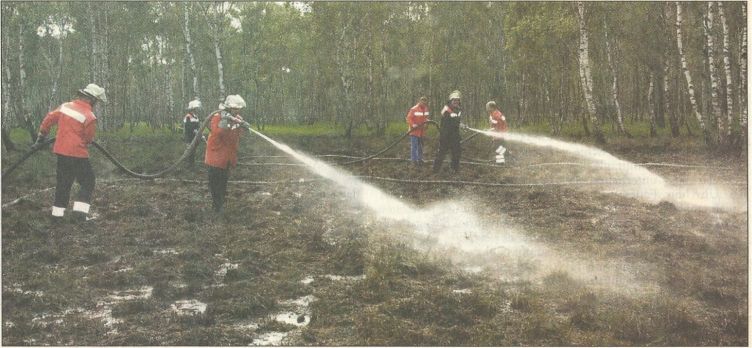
[486, 101, 497, 110]
[79, 83, 107, 103]
[449, 90, 462, 100]
[187, 99, 202, 110]
[223, 95, 246, 109]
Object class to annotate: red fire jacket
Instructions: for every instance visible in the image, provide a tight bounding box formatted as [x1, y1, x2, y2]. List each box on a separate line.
[490, 109, 508, 132]
[204, 111, 244, 169]
[406, 103, 430, 137]
[38, 99, 98, 158]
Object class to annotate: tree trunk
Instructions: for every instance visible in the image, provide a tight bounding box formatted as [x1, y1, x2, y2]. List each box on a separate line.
[16, 17, 36, 142]
[182, 2, 199, 100]
[676, 2, 708, 143]
[665, 58, 679, 137]
[740, 3, 748, 140]
[203, 4, 226, 97]
[603, 20, 629, 137]
[648, 73, 659, 137]
[704, 2, 723, 144]
[1, 42, 16, 151]
[47, 20, 65, 111]
[576, 2, 604, 143]
[717, 1, 734, 140]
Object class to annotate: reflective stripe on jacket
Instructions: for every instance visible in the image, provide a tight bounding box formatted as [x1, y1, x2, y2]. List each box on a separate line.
[39, 99, 97, 158]
[406, 103, 430, 137]
[204, 111, 244, 169]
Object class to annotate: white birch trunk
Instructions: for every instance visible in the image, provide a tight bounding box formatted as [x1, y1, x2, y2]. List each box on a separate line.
[740, 3, 748, 134]
[704, 2, 723, 143]
[676, 2, 707, 138]
[47, 37, 63, 111]
[203, 4, 226, 98]
[182, 2, 199, 99]
[604, 20, 628, 136]
[576, 2, 602, 139]
[717, 1, 734, 138]
[648, 73, 657, 136]
[89, 3, 98, 83]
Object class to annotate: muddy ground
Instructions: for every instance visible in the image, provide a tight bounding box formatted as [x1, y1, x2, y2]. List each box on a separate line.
[1, 130, 748, 345]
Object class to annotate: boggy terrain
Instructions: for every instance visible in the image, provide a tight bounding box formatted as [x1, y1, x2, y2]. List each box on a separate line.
[1, 130, 747, 345]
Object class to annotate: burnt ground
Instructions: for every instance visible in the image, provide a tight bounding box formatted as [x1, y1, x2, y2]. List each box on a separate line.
[1, 130, 748, 346]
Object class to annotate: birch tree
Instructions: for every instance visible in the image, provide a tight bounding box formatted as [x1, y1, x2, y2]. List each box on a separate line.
[16, 12, 36, 141]
[716, 1, 734, 140]
[703, 2, 723, 143]
[675, 2, 708, 142]
[202, 3, 228, 97]
[1, 20, 16, 151]
[648, 73, 657, 136]
[603, 19, 629, 136]
[182, 2, 199, 100]
[740, 3, 747, 138]
[575, 2, 604, 143]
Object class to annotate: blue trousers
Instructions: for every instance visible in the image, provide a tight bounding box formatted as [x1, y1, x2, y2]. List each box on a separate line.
[410, 136, 423, 163]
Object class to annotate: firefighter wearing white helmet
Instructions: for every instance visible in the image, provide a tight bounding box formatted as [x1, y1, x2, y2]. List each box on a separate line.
[184, 99, 202, 143]
[433, 90, 464, 173]
[182, 99, 203, 167]
[32, 83, 106, 222]
[204, 94, 249, 213]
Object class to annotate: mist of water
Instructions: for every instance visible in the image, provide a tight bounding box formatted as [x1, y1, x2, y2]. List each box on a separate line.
[250, 129, 656, 294]
[470, 128, 745, 212]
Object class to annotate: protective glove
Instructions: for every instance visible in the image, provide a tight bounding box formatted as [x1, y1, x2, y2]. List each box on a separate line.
[31, 134, 48, 150]
[459, 123, 469, 130]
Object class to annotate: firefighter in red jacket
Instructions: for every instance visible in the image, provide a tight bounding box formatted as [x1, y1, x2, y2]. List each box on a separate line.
[205, 95, 250, 213]
[406, 96, 430, 166]
[487, 101, 510, 164]
[32, 83, 106, 221]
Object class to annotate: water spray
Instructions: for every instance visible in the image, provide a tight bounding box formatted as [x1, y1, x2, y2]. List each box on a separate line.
[465, 127, 745, 212]
[248, 128, 661, 294]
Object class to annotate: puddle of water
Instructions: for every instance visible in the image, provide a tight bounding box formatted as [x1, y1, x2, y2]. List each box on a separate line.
[4, 321, 15, 328]
[107, 286, 153, 302]
[294, 192, 303, 198]
[452, 289, 473, 294]
[300, 276, 314, 285]
[84, 306, 122, 328]
[272, 312, 310, 327]
[323, 274, 366, 281]
[170, 299, 207, 316]
[170, 281, 188, 289]
[5, 287, 44, 297]
[280, 295, 318, 308]
[250, 331, 288, 346]
[234, 322, 260, 331]
[216, 263, 240, 278]
[153, 248, 179, 255]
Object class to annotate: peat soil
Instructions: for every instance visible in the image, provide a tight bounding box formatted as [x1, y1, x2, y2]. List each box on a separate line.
[1, 131, 747, 345]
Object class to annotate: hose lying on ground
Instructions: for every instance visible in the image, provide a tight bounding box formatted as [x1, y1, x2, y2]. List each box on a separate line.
[2, 112, 218, 181]
[340, 120, 439, 165]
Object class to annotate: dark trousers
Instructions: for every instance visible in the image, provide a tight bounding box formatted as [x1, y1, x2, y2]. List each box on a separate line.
[208, 166, 229, 212]
[433, 136, 461, 172]
[54, 155, 95, 208]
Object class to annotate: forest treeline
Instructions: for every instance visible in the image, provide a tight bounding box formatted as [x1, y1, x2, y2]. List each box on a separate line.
[0, 2, 747, 148]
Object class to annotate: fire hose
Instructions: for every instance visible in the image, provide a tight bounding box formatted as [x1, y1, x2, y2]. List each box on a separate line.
[2, 111, 224, 181]
[339, 120, 440, 165]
